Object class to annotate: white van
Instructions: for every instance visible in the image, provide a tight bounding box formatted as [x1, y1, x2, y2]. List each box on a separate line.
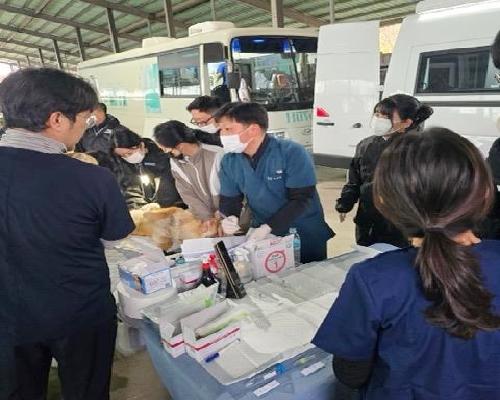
[313, 0, 500, 168]
[78, 22, 318, 150]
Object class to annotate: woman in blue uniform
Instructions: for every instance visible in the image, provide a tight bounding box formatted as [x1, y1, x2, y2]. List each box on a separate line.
[313, 128, 500, 399]
[215, 102, 334, 263]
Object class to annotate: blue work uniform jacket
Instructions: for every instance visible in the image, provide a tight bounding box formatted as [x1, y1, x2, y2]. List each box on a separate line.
[220, 135, 334, 263]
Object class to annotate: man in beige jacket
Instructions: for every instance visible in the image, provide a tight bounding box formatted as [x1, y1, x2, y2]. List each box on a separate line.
[153, 120, 223, 225]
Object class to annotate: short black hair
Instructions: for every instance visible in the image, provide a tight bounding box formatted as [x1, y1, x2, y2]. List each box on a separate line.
[153, 120, 198, 148]
[186, 96, 223, 113]
[112, 126, 142, 149]
[492, 30, 500, 69]
[0, 68, 97, 132]
[96, 102, 107, 114]
[213, 102, 268, 131]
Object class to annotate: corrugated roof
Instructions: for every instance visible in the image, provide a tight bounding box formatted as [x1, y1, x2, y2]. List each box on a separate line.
[0, 0, 418, 69]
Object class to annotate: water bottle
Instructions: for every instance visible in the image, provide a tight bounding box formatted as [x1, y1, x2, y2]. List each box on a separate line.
[289, 227, 301, 267]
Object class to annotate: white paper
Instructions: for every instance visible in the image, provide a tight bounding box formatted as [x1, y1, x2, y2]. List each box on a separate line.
[253, 380, 280, 397]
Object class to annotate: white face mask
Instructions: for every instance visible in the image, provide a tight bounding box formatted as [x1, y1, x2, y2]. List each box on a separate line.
[198, 123, 218, 134]
[123, 151, 145, 164]
[370, 116, 393, 136]
[221, 133, 247, 154]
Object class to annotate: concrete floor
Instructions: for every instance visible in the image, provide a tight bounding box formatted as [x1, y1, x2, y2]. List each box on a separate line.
[48, 166, 356, 400]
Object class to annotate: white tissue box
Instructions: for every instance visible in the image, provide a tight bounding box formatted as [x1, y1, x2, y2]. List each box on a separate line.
[119, 256, 174, 294]
[248, 235, 295, 279]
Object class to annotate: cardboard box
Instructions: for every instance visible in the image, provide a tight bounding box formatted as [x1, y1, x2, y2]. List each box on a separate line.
[142, 285, 218, 358]
[119, 256, 174, 294]
[170, 262, 202, 292]
[248, 235, 295, 279]
[181, 301, 241, 362]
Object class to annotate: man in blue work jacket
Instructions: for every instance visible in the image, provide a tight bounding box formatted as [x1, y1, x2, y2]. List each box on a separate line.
[215, 102, 334, 263]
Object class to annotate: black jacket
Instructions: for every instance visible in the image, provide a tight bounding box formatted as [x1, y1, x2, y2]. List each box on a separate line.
[483, 138, 500, 239]
[76, 114, 122, 153]
[94, 139, 184, 210]
[336, 135, 407, 247]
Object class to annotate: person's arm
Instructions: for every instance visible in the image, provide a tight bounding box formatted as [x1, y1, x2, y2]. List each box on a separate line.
[219, 156, 243, 218]
[312, 266, 380, 390]
[336, 141, 364, 214]
[332, 356, 374, 389]
[264, 144, 317, 235]
[154, 155, 185, 208]
[267, 186, 315, 235]
[99, 170, 135, 241]
[171, 162, 213, 220]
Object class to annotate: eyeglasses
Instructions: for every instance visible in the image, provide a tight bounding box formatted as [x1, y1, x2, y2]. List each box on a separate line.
[190, 116, 213, 127]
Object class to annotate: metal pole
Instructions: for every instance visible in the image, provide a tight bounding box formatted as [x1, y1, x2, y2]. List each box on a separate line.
[52, 39, 63, 69]
[106, 7, 120, 53]
[38, 48, 45, 65]
[75, 27, 86, 61]
[162, 0, 176, 38]
[25, 55, 31, 67]
[271, 0, 284, 28]
[210, 0, 217, 21]
[329, 0, 335, 23]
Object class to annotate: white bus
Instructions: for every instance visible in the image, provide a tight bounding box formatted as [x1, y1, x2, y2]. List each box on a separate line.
[78, 21, 318, 150]
[313, 0, 500, 167]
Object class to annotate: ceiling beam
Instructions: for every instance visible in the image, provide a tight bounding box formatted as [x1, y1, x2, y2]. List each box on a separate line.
[0, 47, 59, 65]
[38, 48, 45, 65]
[75, 27, 86, 61]
[0, 37, 79, 60]
[234, 0, 325, 27]
[271, 0, 284, 28]
[0, 3, 142, 43]
[163, 0, 176, 38]
[82, 0, 205, 50]
[52, 39, 63, 69]
[78, 0, 187, 29]
[329, 0, 335, 23]
[0, 22, 111, 53]
[338, 4, 415, 21]
[106, 8, 120, 52]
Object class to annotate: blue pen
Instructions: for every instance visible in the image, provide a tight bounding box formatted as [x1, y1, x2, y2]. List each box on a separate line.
[204, 352, 220, 363]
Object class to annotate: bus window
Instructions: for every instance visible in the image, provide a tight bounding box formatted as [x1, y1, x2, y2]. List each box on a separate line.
[159, 47, 201, 97]
[231, 36, 317, 111]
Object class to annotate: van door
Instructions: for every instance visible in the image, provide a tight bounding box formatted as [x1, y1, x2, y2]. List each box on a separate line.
[313, 21, 380, 168]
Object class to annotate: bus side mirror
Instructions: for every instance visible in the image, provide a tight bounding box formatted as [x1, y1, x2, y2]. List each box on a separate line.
[227, 72, 241, 89]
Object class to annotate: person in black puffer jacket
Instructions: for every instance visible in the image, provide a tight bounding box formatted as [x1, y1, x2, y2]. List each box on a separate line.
[75, 102, 122, 154]
[335, 94, 433, 247]
[93, 127, 185, 210]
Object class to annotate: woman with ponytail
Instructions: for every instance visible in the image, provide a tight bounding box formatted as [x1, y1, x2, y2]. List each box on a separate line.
[314, 128, 500, 399]
[336, 93, 433, 247]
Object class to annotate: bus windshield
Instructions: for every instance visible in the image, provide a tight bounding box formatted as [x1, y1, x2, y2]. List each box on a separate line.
[231, 36, 317, 111]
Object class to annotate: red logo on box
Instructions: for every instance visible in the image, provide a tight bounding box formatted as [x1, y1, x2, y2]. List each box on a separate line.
[265, 250, 286, 273]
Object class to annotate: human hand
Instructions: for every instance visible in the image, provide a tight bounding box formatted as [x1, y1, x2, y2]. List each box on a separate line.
[246, 224, 272, 243]
[220, 216, 241, 236]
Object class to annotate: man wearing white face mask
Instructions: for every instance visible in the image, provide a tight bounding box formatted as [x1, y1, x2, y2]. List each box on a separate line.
[336, 94, 433, 247]
[215, 102, 334, 264]
[94, 126, 183, 210]
[187, 96, 223, 147]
